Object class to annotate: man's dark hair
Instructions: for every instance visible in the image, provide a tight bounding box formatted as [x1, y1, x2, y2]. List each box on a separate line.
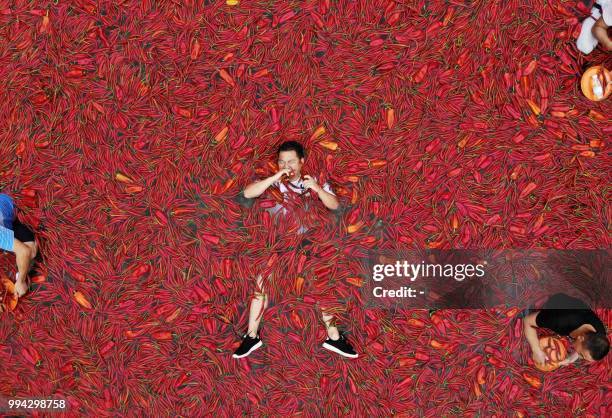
[278, 141, 305, 159]
[585, 333, 610, 360]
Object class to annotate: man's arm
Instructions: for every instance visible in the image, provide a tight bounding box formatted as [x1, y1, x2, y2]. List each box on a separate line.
[523, 312, 549, 365]
[243, 168, 291, 198]
[559, 351, 580, 366]
[592, 17, 612, 51]
[303, 176, 339, 210]
[316, 188, 339, 210]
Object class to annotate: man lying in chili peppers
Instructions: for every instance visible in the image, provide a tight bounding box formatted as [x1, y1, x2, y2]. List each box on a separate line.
[523, 293, 609, 365]
[0, 193, 38, 300]
[232, 140, 358, 359]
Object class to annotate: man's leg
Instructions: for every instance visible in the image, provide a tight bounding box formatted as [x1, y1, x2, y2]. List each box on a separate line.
[320, 307, 358, 358]
[233, 274, 268, 358]
[321, 308, 340, 340]
[13, 239, 33, 297]
[246, 274, 269, 338]
[24, 241, 37, 265]
[592, 17, 612, 51]
[13, 220, 37, 298]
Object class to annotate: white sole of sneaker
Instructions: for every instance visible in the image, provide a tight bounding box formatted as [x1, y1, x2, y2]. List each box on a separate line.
[322, 342, 358, 358]
[232, 340, 263, 359]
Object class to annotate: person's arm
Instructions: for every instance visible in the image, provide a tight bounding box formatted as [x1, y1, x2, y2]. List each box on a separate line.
[303, 176, 339, 210]
[559, 351, 580, 366]
[523, 312, 549, 365]
[13, 238, 32, 297]
[592, 17, 612, 51]
[316, 188, 339, 211]
[243, 168, 291, 199]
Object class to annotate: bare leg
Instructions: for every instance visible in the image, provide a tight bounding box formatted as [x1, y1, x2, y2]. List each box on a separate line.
[14, 240, 37, 298]
[24, 241, 37, 256]
[246, 274, 269, 337]
[321, 308, 340, 340]
[592, 18, 612, 51]
[24, 241, 37, 268]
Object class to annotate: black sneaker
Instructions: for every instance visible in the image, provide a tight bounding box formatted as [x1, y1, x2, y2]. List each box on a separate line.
[322, 333, 358, 358]
[232, 333, 263, 359]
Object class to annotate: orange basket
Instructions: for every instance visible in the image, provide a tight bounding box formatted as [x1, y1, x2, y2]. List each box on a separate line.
[0, 272, 17, 312]
[535, 336, 568, 372]
[580, 65, 612, 101]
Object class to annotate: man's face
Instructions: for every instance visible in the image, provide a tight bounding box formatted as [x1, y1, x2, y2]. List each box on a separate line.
[573, 338, 595, 362]
[278, 150, 304, 180]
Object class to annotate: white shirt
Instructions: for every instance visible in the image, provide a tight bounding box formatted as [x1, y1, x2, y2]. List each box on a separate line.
[268, 177, 335, 234]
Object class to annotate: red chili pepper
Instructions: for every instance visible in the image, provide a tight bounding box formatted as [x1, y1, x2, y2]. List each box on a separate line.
[413, 65, 428, 83]
[65, 69, 85, 78]
[193, 286, 211, 301]
[21, 347, 35, 365]
[399, 358, 417, 367]
[483, 29, 495, 49]
[30, 92, 48, 105]
[384, 1, 395, 16]
[314, 266, 331, 279]
[100, 341, 115, 356]
[222, 259, 231, 279]
[152, 331, 173, 341]
[426, 21, 441, 35]
[430, 313, 446, 334]
[190, 37, 201, 59]
[296, 254, 307, 274]
[279, 10, 295, 24]
[218, 69, 235, 87]
[519, 182, 537, 199]
[214, 278, 227, 295]
[318, 245, 336, 258]
[201, 233, 220, 244]
[488, 356, 505, 368]
[303, 295, 316, 304]
[398, 376, 413, 388]
[468, 355, 482, 367]
[387, 12, 400, 25]
[346, 207, 360, 225]
[377, 62, 395, 73]
[476, 366, 486, 385]
[456, 51, 469, 66]
[236, 63, 246, 78]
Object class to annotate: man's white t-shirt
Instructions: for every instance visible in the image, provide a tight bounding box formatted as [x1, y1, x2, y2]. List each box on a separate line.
[267, 177, 335, 234]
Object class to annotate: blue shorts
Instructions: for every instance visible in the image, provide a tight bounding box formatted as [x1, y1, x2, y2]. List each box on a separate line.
[0, 194, 15, 252]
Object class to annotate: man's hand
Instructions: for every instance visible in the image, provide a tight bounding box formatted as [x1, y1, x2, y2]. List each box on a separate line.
[592, 17, 612, 51]
[275, 168, 293, 181]
[558, 351, 580, 366]
[532, 348, 549, 366]
[305, 175, 339, 210]
[303, 175, 322, 193]
[523, 312, 548, 366]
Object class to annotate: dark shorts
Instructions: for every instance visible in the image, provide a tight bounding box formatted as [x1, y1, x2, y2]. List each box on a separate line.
[13, 218, 35, 242]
